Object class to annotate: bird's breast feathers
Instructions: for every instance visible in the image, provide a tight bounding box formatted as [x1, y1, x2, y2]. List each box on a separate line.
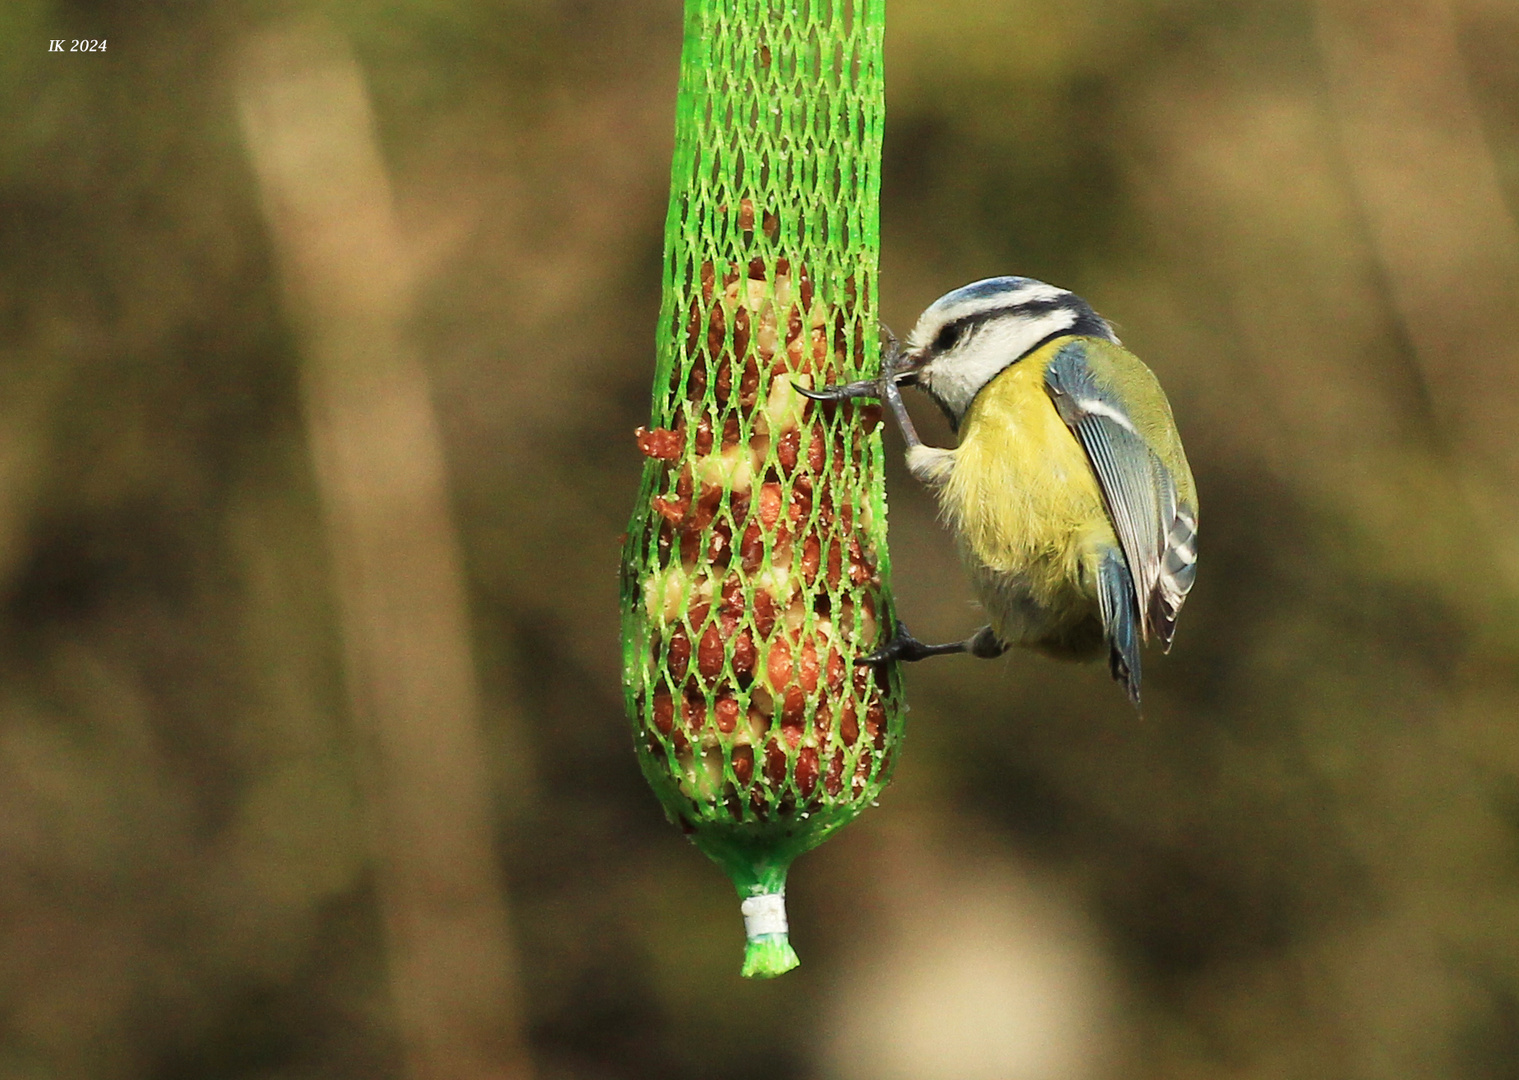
[940, 343, 1116, 603]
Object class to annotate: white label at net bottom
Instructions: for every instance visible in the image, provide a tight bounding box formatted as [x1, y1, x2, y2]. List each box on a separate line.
[740, 893, 788, 939]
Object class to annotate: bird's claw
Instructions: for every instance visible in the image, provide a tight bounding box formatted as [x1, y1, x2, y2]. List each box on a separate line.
[793, 323, 915, 403]
[793, 377, 885, 403]
[854, 623, 965, 665]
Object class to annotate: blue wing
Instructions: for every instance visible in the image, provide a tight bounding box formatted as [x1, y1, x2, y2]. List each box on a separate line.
[1044, 339, 1198, 661]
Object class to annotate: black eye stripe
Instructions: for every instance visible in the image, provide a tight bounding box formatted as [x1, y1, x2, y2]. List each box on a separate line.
[928, 299, 1068, 352]
[925, 296, 1111, 358]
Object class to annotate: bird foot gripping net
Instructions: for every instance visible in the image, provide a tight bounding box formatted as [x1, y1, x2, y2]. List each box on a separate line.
[620, 0, 905, 978]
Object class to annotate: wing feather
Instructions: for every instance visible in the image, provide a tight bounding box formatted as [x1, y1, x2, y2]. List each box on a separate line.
[1045, 340, 1197, 649]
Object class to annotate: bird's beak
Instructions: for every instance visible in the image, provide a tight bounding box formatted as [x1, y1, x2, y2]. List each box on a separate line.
[886, 348, 927, 386]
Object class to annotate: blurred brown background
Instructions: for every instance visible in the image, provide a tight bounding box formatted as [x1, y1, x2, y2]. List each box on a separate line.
[5, 1, 1519, 1078]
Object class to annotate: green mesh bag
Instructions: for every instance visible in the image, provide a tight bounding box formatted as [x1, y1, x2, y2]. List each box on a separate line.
[620, 0, 904, 979]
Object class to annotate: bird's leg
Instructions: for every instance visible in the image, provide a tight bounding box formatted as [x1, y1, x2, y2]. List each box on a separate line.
[879, 369, 923, 452]
[856, 622, 1006, 665]
[856, 624, 964, 664]
[875, 328, 923, 450]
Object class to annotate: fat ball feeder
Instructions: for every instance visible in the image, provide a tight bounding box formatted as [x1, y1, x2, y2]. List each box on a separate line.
[619, 0, 903, 978]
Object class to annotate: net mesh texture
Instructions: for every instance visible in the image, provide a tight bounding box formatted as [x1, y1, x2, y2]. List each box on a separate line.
[619, 0, 904, 978]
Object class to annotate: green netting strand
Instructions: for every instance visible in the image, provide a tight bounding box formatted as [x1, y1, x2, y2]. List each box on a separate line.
[620, 0, 904, 979]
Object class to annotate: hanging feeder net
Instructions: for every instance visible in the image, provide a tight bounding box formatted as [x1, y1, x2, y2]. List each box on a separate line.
[620, 0, 904, 978]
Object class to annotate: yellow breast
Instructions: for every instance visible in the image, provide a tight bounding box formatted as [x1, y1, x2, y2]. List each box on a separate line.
[939, 348, 1118, 646]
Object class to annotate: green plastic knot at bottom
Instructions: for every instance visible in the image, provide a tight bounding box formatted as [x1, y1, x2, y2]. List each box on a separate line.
[742, 934, 800, 979]
[675, 806, 901, 977]
[739, 891, 798, 978]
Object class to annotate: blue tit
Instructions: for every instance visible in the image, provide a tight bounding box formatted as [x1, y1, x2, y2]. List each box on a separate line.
[801, 276, 1197, 706]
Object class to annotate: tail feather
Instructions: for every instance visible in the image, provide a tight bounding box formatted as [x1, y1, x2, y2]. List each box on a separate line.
[1152, 506, 1198, 652]
[1097, 548, 1143, 708]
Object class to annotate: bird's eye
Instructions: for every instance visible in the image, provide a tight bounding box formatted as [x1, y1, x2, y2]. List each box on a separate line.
[933, 323, 962, 352]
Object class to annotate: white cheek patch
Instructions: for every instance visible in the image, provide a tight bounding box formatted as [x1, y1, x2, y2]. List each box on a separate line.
[925, 307, 1079, 418]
